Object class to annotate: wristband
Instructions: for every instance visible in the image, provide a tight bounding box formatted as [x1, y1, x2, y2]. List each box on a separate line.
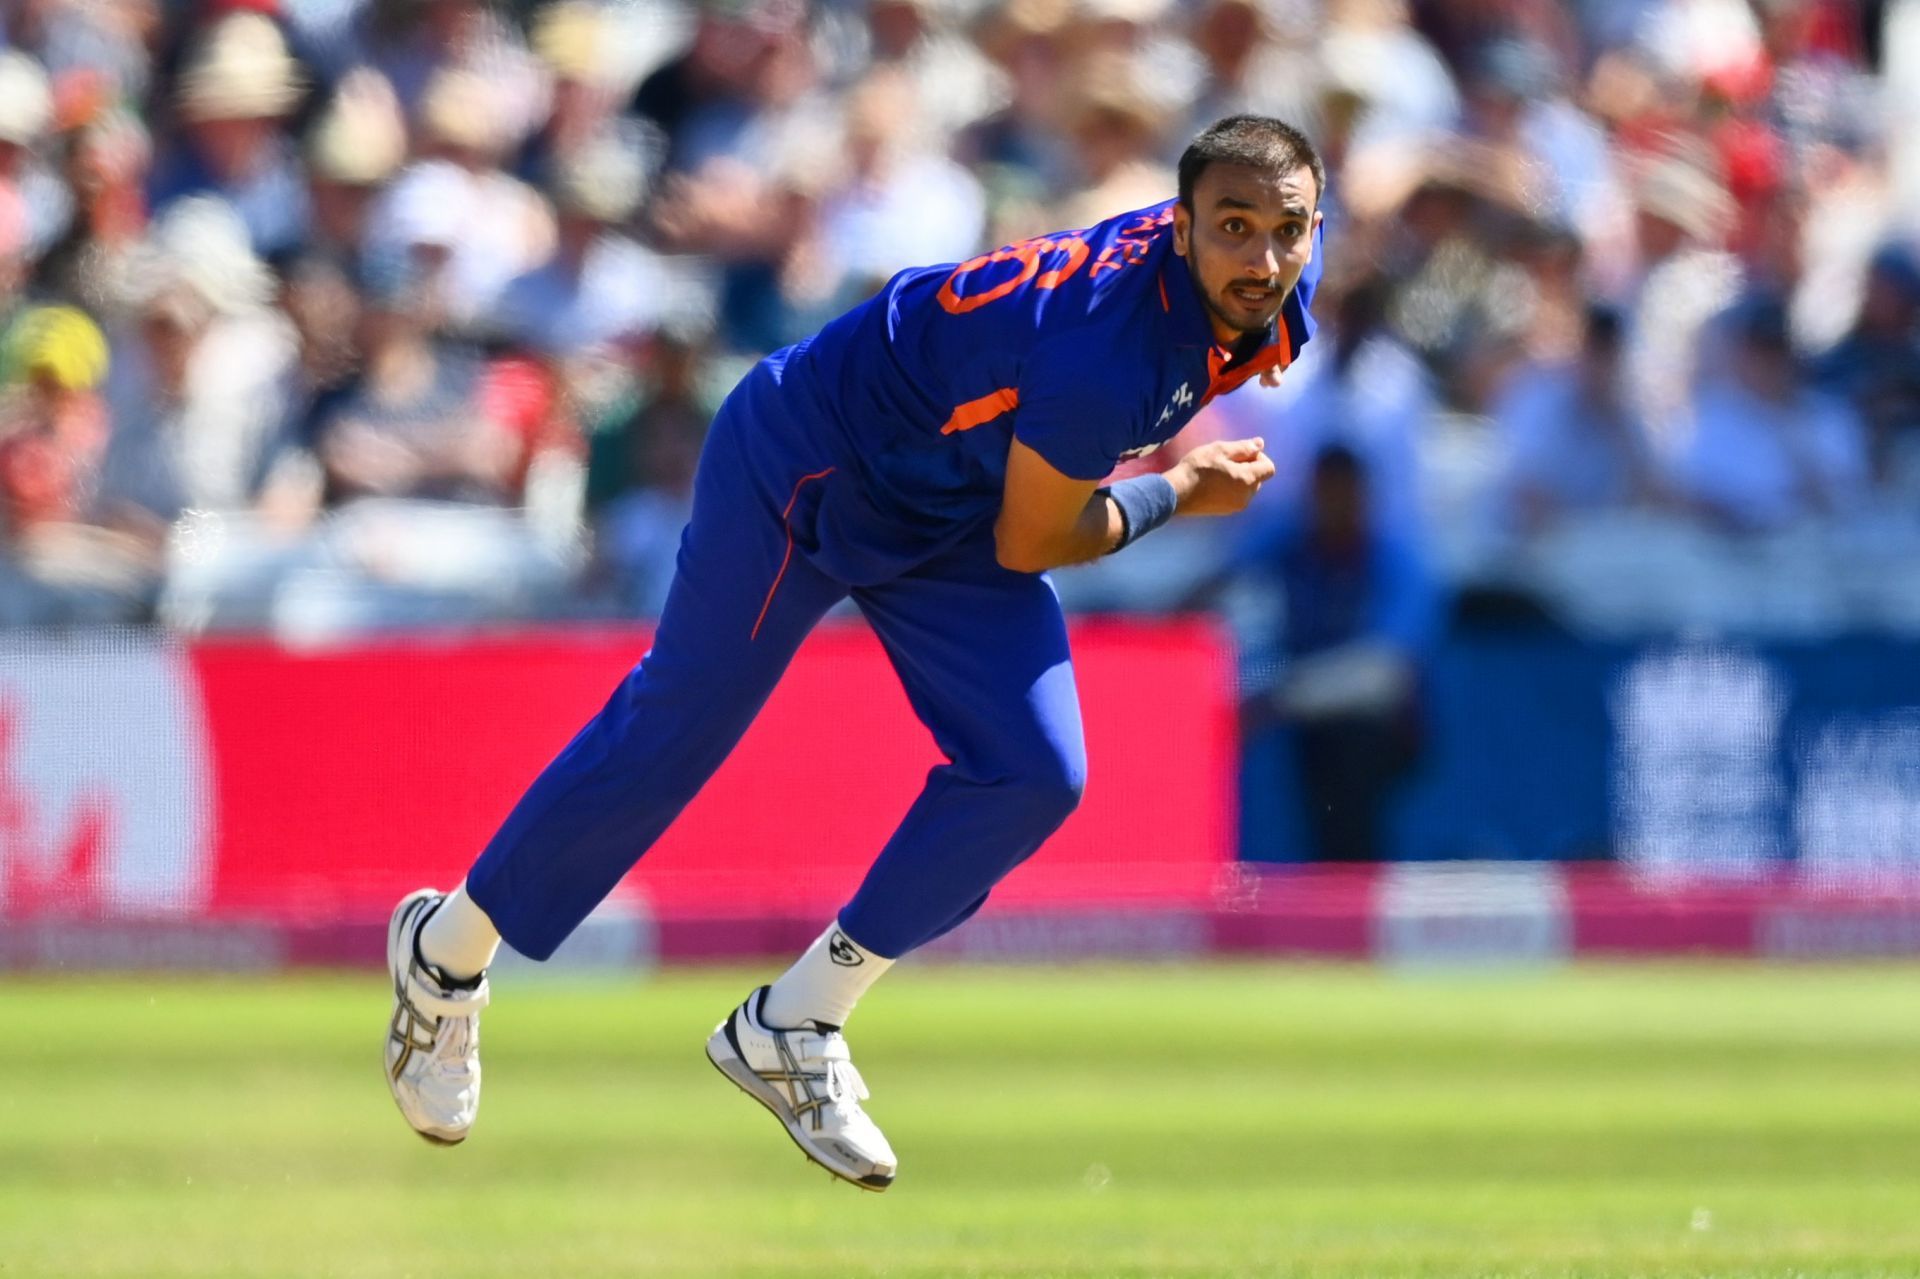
[1102, 472, 1179, 552]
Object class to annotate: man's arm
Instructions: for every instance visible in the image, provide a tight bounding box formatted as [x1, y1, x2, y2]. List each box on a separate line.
[994, 436, 1277, 574]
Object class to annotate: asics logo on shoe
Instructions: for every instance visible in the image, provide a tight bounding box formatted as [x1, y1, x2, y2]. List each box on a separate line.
[828, 931, 864, 967]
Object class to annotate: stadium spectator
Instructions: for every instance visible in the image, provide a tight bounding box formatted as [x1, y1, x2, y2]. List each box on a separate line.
[1053, 54, 1172, 229]
[1236, 444, 1440, 861]
[95, 197, 300, 536]
[1212, 276, 1432, 541]
[0, 302, 131, 625]
[0, 50, 70, 265]
[493, 133, 667, 356]
[302, 69, 407, 273]
[0, 0, 1903, 644]
[592, 329, 712, 618]
[148, 13, 311, 259]
[1670, 293, 1868, 533]
[1619, 148, 1743, 444]
[313, 262, 511, 508]
[1494, 304, 1665, 536]
[815, 68, 985, 305]
[1816, 242, 1920, 487]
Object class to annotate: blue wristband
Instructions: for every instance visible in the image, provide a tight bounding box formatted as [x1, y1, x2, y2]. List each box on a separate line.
[1103, 473, 1179, 552]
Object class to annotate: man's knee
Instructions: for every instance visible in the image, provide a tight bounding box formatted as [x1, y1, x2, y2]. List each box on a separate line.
[1000, 737, 1087, 827]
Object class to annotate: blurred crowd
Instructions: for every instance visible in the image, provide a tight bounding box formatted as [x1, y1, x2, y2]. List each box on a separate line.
[0, 0, 1915, 648]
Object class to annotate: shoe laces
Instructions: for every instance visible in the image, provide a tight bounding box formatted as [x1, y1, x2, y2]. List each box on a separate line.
[403, 965, 487, 1082]
[429, 1009, 478, 1077]
[797, 1031, 869, 1113]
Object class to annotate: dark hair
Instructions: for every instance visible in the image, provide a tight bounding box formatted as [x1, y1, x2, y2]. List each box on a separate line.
[1178, 115, 1325, 212]
[1312, 442, 1365, 481]
[1584, 303, 1623, 350]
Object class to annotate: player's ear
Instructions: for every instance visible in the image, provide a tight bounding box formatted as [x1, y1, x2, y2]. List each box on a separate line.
[1172, 202, 1191, 257]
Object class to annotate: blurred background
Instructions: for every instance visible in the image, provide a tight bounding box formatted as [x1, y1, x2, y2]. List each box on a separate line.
[4, 0, 1920, 966]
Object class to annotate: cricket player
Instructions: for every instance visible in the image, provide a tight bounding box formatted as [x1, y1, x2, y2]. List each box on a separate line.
[385, 115, 1325, 1190]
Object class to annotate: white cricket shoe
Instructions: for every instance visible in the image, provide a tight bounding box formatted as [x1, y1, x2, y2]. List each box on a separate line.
[706, 987, 898, 1191]
[384, 888, 491, 1146]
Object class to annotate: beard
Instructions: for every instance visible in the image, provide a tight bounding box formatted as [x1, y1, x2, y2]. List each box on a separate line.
[1188, 250, 1284, 336]
[1204, 287, 1280, 335]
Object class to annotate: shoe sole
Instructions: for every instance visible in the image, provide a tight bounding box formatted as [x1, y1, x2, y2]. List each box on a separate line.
[385, 887, 468, 1147]
[704, 1025, 895, 1192]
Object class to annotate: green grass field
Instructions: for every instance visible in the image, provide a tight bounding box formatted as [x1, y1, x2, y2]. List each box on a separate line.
[2, 963, 1917, 1278]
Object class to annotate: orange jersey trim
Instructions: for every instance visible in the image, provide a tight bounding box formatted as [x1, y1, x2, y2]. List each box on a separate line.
[939, 386, 1020, 436]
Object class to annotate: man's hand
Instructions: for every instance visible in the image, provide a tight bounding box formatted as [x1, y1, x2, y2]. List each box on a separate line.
[1167, 438, 1275, 516]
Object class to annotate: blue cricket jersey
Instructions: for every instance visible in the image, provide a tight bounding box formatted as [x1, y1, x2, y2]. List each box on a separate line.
[733, 200, 1323, 581]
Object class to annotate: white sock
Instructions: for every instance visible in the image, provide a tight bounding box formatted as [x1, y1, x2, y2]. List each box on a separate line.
[761, 920, 895, 1029]
[417, 881, 501, 981]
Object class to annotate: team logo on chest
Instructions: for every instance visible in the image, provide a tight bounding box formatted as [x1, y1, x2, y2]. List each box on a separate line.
[1156, 382, 1193, 427]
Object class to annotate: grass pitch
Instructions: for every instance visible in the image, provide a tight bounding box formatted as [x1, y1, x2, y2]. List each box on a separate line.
[1, 963, 1917, 1278]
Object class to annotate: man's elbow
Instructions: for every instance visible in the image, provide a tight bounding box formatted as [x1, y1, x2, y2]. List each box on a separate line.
[995, 543, 1051, 574]
[993, 530, 1053, 575]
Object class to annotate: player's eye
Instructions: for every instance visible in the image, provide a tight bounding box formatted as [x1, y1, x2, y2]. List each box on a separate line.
[1221, 219, 1246, 235]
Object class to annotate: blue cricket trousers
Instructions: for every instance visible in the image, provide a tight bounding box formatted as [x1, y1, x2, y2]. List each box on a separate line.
[465, 378, 1088, 961]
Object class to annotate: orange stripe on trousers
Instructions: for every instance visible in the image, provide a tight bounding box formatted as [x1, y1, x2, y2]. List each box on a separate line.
[939, 387, 1019, 435]
[751, 467, 836, 641]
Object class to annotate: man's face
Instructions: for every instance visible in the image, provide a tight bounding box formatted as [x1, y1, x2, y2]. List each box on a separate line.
[1173, 161, 1321, 342]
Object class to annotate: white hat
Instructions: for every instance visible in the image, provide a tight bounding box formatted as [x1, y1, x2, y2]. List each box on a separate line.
[418, 68, 508, 155]
[124, 196, 273, 315]
[0, 52, 53, 146]
[553, 132, 650, 222]
[1633, 152, 1733, 243]
[177, 13, 305, 122]
[308, 69, 406, 186]
[376, 161, 477, 250]
[1075, 0, 1174, 26]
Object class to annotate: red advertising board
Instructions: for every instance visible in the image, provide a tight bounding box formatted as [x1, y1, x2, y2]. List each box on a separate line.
[183, 620, 1237, 924]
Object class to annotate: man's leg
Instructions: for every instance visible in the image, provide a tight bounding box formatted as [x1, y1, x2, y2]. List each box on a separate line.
[759, 537, 1085, 1029]
[707, 534, 1083, 1191]
[386, 402, 847, 1144]
[838, 539, 1086, 958]
[463, 447, 849, 959]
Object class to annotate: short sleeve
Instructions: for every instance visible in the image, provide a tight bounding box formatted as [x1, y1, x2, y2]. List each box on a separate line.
[1012, 337, 1141, 481]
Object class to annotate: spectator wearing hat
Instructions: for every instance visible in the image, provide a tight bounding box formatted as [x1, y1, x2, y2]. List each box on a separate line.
[815, 69, 985, 305]
[149, 12, 310, 258]
[846, 0, 1005, 146]
[0, 303, 110, 536]
[0, 49, 74, 264]
[1620, 148, 1744, 445]
[1180, 0, 1321, 157]
[360, 68, 555, 332]
[94, 198, 302, 544]
[958, 0, 1078, 225]
[1054, 52, 1173, 228]
[303, 69, 406, 273]
[1670, 293, 1868, 533]
[516, 1, 650, 194]
[0, 300, 145, 625]
[494, 131, 669, 357]
[365, 0, 550, 153]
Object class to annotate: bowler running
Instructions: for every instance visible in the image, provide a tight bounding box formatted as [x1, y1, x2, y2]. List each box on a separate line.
[384, 114, 1326, 1190]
